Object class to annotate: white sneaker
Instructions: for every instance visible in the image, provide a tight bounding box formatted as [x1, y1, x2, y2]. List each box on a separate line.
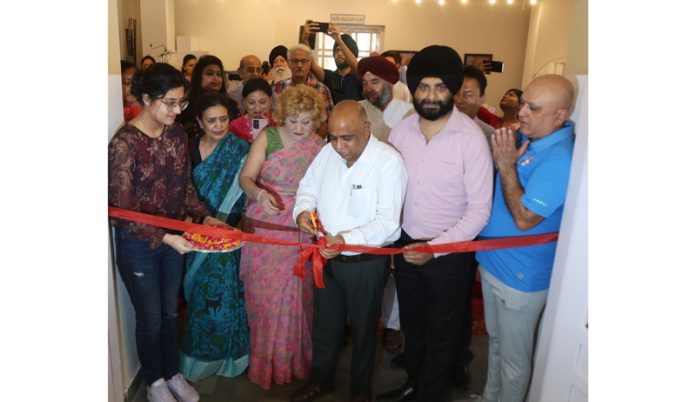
[147, 378, 177, 402]
[166, 373, 200, 402]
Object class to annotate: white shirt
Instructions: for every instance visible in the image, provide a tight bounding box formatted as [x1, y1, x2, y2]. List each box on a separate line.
[293, 135, 408, 255]
[392, 81, 413, 104]
[359, 98, 414, 143]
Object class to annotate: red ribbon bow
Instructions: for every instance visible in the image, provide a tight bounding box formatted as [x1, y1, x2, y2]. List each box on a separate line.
[293, 237, 328, 288]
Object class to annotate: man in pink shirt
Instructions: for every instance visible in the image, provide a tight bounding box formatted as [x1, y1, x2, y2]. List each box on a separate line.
[377, 45, 494, 402]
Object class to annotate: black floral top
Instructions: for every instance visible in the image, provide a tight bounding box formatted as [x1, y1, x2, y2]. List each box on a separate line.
[108, 122, 210, 249]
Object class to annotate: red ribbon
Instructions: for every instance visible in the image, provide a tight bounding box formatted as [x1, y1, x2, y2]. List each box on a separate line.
[293, 237, 328, 288]
[109, 207, 560, 288]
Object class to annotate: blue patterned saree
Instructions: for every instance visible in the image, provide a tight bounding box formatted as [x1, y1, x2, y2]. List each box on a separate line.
[180, 133, 250, 381]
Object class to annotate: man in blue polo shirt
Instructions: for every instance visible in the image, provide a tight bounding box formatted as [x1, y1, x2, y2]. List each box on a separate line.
[467, 74, 575, 402]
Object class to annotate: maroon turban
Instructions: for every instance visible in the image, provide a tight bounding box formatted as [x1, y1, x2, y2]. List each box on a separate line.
[357, 56, 400, 84]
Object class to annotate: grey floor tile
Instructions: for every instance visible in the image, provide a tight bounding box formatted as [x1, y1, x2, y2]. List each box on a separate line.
[130, 333, 489, 402]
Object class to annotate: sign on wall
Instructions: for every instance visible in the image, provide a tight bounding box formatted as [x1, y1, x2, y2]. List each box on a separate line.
[330, 14, 366, 25]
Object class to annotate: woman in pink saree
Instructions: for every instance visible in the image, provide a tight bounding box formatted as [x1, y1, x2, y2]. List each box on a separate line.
[238, 84, 327, 390]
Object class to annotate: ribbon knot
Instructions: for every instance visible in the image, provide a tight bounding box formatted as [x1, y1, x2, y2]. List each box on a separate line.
[293, 237, 328, 288]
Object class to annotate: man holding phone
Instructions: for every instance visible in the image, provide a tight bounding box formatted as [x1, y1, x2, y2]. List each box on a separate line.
[302, 20, 363, 103]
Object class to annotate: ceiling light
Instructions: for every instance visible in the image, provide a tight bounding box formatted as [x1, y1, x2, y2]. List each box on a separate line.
[489, 0, 496, 4]
[439, 0, 445, 5]
[507, 0, 513, 3]
[530, 0, 537, 4]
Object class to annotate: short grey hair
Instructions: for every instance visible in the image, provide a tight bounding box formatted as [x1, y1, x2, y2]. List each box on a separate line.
[287, 44, 314, 61]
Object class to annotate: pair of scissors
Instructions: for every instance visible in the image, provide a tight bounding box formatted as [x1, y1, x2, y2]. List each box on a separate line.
[309, 211, 328, 236]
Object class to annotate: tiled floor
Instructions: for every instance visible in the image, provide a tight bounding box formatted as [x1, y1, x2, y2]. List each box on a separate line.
[131, 331, 489, 402]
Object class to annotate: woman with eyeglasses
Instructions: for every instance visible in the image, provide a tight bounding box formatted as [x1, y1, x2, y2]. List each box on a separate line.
[238, 84, 326, 390]
[178, 92, 251, 382]
[178, 55, 240, 140]
[109, 62, 227, 402]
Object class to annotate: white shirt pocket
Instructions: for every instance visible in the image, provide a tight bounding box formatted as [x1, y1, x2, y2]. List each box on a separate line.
[346, 186, 373, 218]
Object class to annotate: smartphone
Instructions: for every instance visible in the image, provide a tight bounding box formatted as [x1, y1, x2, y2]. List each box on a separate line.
[488, 60, 504, 73]
[251, 118, 269, 140]
[316, 22, 330, 34]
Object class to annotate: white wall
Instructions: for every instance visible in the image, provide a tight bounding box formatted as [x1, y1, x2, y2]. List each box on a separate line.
[140, 0, 177, 62]
[172, 0, 531, 115]
[521, 0, 576, 86]
[565, 0, 588, 78]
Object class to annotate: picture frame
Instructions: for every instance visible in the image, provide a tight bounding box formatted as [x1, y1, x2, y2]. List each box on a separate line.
[463, 53, 493, 71]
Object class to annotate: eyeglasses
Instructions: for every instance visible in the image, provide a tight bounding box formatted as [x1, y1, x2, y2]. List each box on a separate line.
[289, 58, 311, 65]
[157, 98, 189, 112]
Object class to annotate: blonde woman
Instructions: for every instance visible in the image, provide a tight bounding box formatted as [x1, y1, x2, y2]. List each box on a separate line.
[238, 84, 327, 389]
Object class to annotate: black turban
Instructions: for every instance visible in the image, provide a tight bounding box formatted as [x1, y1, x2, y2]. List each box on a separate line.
[406, 45, 464, 96]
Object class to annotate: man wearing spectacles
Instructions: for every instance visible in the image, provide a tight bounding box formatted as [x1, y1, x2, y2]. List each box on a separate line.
[228, 54, 263, 113]
[272, 44, 334, 136]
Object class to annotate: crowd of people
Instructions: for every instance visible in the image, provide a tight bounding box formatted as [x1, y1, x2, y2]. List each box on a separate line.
[110, 21, 576, 402]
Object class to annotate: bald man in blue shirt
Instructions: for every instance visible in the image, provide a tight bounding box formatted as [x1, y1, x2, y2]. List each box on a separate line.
[468, 74, 576, 402]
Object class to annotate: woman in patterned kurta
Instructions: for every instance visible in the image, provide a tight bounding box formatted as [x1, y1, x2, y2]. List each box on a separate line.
[238, 84, 327, 389]
[179, 93, 251, 381]
[109, 63, 223, 402]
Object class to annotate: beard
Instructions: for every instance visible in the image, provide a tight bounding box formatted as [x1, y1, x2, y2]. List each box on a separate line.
[413, 95, 455, 121]
[364, 84, 393, 108]
[336, 61, 349, 70]
[272, 66, 291, 82]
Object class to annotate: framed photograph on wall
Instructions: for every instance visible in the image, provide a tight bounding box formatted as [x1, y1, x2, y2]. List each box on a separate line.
[464, 53, 493, 71]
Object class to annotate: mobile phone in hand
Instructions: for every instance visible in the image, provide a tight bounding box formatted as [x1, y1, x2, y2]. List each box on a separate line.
[487, 60, 504, 73]
[251, 118, 269, 140]
[316, 22, 330, 33]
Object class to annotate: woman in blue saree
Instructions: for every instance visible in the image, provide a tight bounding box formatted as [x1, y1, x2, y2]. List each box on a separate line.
[179, 92, 251, 382]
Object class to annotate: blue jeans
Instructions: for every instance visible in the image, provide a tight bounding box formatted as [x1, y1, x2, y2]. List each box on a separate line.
[115, 229, 183, 385]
